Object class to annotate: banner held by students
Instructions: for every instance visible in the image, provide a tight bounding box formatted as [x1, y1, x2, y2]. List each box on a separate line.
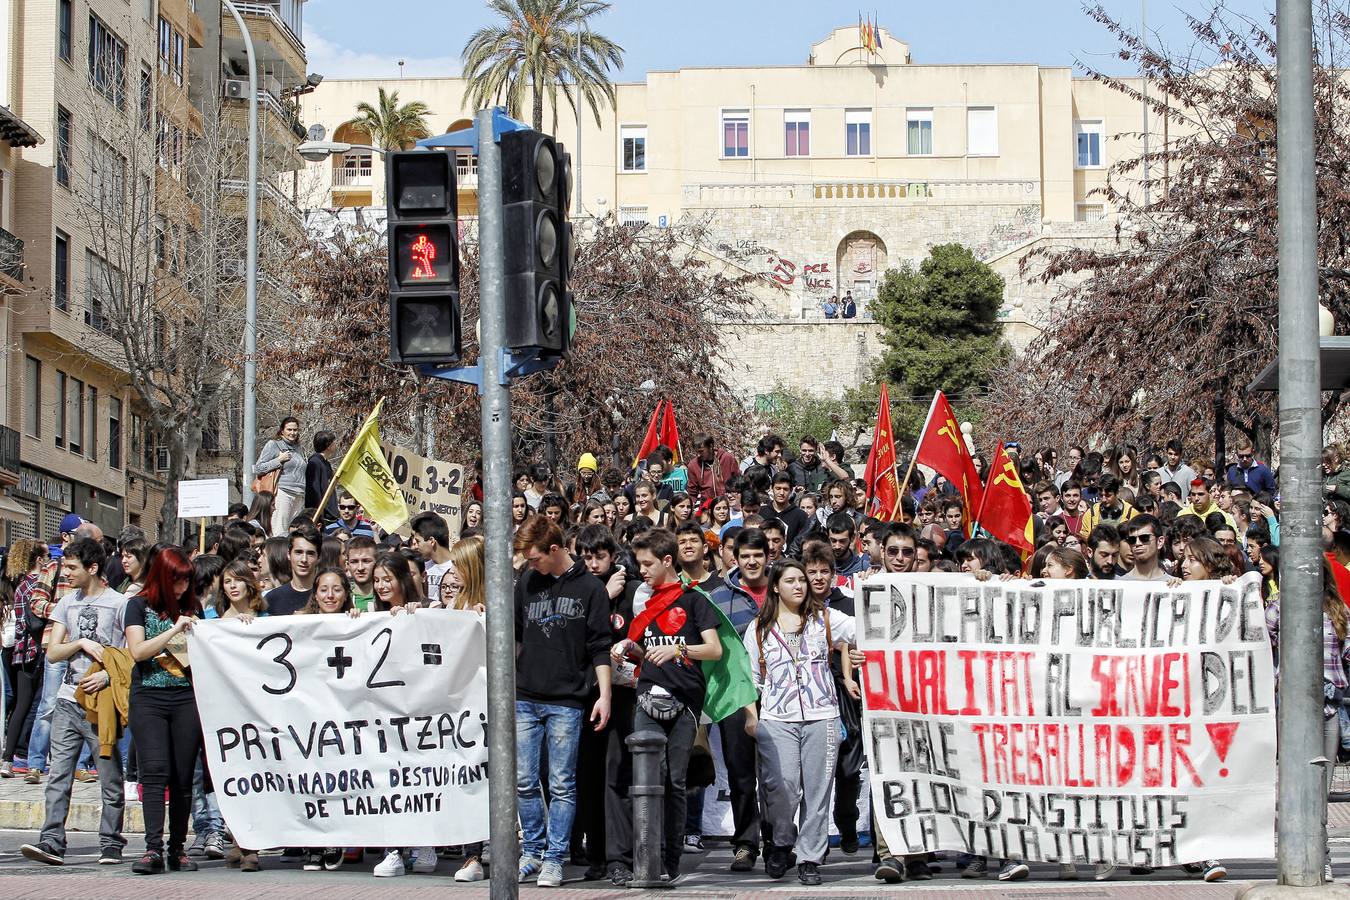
[858, 572, 1276, 867]
[381, 442, 466, 539]
[189, 610, 489, 848]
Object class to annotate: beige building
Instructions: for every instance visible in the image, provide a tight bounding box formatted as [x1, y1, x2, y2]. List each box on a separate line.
[300, 26, 1164, 401]
[0, 0, 308, 541]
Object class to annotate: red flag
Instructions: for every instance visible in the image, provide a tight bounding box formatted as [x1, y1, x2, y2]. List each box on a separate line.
[975, 442, 1035, 555]
[632, 399, 666, 471]
[863, 384, 900, 520]
[658, 400, 681, 465]
[912, 391, 984, 535]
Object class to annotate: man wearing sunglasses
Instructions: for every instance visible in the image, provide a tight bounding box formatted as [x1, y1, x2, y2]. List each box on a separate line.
[1119, 515, 1169, 582]
[323, 489, 376, 542]
[880, 524, 918, 575]
[1224, 443, 1275, 496]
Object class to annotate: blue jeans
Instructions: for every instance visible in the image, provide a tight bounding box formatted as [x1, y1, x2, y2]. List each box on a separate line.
[27, 659, 93, 772]
[515, 701, 583, 865]
[191, 759, 223, 834]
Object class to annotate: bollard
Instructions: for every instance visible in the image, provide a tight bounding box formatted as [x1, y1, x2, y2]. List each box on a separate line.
[626, 730, 672, 889]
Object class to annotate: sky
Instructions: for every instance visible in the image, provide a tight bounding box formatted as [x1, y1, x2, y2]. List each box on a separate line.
[302, 0, 1271, 82]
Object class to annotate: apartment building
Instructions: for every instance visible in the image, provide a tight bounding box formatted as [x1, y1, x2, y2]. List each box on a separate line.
[0, 0, 308, 542]
[300, 26, 1164, 400]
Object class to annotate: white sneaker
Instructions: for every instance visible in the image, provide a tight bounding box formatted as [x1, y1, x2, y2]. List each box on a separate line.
[373, 849, 406, 877]
[537, 859, 564, 887]
[410, 846, 437, 874]
[1094, 863, 1117, 881]
[455, 857, 485, 882]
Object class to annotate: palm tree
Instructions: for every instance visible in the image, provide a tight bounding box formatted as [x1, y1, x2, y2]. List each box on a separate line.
[345, 88, 434, 151]
[462, 0, 624, 133]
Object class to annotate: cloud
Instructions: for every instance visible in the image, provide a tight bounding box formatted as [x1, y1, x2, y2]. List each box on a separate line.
[303, 29, 462, 80]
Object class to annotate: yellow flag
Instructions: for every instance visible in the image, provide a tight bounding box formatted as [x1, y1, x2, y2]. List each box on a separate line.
[333, 399, 408, 534]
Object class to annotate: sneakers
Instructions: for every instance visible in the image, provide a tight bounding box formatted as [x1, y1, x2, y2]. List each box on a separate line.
[1059, 863, 1078, 880]
[322, 848, 344, 871]
[0, 760, 12, 777]
[906, 858, 934, 881]
[203, 832, 228, 860]
[537, 860, 564, 887]
[999, 860, 1030, 881]
[240, 851, 261, 872]
[840, 832, 860, 854]
[1202, 860, 1227, 882]
[765, 847, 794, 880]
[1095, 863, 1117, 881]
[131, 851, 164, 875]
[518, 855, 543, 883]
[373, 849, 406, 877]
[455, 856, 485, 882]
[303, 852, 323, 871]
[608, 863, 634, 886]
[99, 847, 123, 865]
[167, 852, 197, 872]
[410, 846, 437, 874]
[798, 861, 822, 885]
[73, 768, 98, 783]
[23, 768, 41, 784]
[962, 856, 988, 878]
[874, 855, 904, 883]
[730, 845, 756, 871]
[1326, 863, 1336, 883]
[683, 834, 705, 853]
[19, 842, 64, 866]
[187, 833, 208, 857]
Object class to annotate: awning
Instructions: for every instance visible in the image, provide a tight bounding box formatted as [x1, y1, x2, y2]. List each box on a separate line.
[1247, 336, 1350, 392]
[0, 493, 31, 523]
[0, 107, 42, 148]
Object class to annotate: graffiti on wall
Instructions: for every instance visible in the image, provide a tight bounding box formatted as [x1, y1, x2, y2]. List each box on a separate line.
[766, 257, 835, 293]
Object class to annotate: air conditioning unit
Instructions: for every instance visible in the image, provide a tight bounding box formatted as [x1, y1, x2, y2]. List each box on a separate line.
[224, 78, 249, 100]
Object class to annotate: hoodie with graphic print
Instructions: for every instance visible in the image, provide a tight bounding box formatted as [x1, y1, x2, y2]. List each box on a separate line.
[514, 557, 613, 708]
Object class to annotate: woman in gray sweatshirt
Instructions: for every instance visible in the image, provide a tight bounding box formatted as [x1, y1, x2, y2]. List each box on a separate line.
[254, 417, 307, 535]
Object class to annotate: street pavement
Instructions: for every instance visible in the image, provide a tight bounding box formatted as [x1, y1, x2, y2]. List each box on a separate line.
[0, 830, 1348, 897]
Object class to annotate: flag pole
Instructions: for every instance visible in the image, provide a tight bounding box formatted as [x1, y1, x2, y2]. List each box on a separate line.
[892, 391, 939, 518]
[313, 398, 385, 525]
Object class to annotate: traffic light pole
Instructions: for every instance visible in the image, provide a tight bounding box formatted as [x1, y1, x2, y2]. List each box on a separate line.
[476, 107, 521, 900]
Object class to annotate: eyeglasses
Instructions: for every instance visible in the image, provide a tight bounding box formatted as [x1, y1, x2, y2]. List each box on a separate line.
[1123, 534, 1156, 545]
[885, 546, 916, 557]
[338, 504, 358, 511]
[1237, 453, 1253, 460]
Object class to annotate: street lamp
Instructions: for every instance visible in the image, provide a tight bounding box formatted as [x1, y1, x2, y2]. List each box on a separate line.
[222, 0, 260, 506]
[296, 140, 388, 162]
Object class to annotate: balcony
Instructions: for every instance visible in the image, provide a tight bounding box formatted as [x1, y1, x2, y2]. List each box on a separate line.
[0, 226, 23, 288]
[456, 157, 478, 190]
[223, 91, 305, 171]
[221, 177, 305, 238]
[333, 153, 372, 188]
[0, 425, 19, 476]
[681, 178, 1040, 207]
[224, 3, 306, 83]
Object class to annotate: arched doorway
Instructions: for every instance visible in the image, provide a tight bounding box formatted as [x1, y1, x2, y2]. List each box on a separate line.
[836, 231, 887, 312]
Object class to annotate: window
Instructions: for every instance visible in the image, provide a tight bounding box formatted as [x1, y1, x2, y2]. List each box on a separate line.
[618, 206, 649, 225]
[58, 0, 72, 62]
[620, 125, 646, 172]
[87, 386, 98, 461]
[23, 357, 40, 438]
[54, 232, 69, 311]
[906, 108, 933, 155]
[967, 107, 998, 156]
[172, 31, 184, 86]
[85, 250, 116, 332]
[1076, 203, 1106, 223]
[156, 118, 168, 169]
[88, 14, 127, 108]
[158, 17, 171, 76]
[108, 398, 122, 469]
[171, 126, 183, 179]
[846, 109, 872, 157]
[139, 64, 152, 132]
[56, 107, 72, 187]
[89, 134, 126, 216]
[68, 376, 84, 456]
[55, 371, 66, 447]
[155, 216, 167, 268]
[721, 110, 749, 158]
[1076, 119, 1104, 168]
[784, 110, 810, 157]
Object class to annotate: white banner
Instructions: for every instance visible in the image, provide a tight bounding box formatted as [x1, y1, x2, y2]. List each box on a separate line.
[190, 610, 489, 848]
[859, 573, 1276, 867]
[381, 442, 465, 538]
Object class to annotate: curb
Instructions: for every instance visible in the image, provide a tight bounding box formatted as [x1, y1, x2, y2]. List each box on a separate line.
[0, 798, 147, 834]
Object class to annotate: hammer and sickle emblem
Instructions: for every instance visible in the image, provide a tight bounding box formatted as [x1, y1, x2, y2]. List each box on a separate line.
[937, 417, 961, 450]
[992, 459, 1021, 490]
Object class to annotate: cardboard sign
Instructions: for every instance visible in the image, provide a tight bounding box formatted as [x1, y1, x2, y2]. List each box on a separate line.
[380, 443, 465, 538]
[859, 572, 1276, 867]
[189, 610, 490, 847]
[177, 478, 230, 519]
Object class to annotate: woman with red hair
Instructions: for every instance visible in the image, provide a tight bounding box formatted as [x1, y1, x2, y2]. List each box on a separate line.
[123, 547, 202, 875]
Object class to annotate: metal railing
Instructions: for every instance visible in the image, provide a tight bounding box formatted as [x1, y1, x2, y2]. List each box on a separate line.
[232, 2, 303, 56]
[0, 426, 20, 475]
[0, 226, 23, 282]
[332, 165, 372, 187]
[682, 178, 1040, 206]
[221, 178, 303, 223]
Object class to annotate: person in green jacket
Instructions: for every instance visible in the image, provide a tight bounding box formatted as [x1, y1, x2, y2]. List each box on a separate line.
[1324, 446, 1350, 503]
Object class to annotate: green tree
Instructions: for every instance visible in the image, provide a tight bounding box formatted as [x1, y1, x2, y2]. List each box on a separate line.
[871, 243, 1010, 440]
[345, 88, 433, 151]
[461, 0, 624, 133]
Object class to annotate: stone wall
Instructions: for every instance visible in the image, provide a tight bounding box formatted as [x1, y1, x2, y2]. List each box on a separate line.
[717, 319, 886, 400]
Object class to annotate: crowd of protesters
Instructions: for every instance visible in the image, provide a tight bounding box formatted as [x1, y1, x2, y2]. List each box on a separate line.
[0, 419, 1340, 886]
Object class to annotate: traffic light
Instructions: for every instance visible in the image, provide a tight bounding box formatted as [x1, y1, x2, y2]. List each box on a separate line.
[386, 150, 461, 365]
[500, 130, 572, 355]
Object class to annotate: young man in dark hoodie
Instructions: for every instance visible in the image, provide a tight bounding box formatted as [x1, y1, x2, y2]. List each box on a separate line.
[514, 518, 613, 888]
[576, 524, 641, 885]
[612, 528, 722, 883]
[706, 528, 770, 872]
